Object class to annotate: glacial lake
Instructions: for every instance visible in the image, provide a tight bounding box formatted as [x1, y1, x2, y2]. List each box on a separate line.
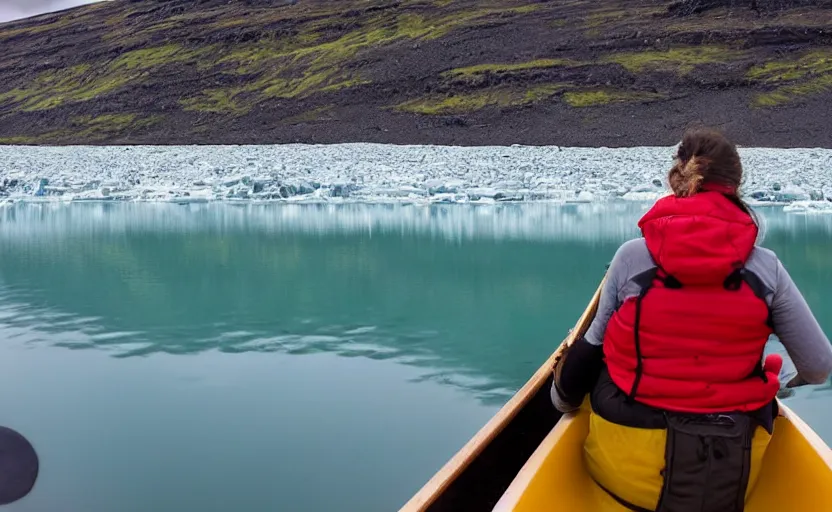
[0, 201, 829, 511]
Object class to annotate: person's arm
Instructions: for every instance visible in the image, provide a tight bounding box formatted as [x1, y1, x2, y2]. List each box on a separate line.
[550, 244, 629, 413]
[770, 259, 832, 385]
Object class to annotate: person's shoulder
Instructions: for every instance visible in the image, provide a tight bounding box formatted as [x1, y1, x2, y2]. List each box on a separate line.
[613, 238, 649, 261]
[748, 245, 780, 267]
[746, 245, 782, 290]
[608, 238, 652, 276]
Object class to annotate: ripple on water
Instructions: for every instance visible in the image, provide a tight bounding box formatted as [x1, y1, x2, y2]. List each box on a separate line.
[0, 290, 509, 400]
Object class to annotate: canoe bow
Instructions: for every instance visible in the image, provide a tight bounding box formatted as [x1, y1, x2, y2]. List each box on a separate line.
[400, 278, 605, 511]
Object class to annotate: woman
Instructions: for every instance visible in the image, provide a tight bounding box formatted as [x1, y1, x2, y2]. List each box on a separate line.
[551, 127, 832, 512]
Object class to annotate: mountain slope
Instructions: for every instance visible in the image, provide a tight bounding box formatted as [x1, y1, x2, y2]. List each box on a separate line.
[0, 0, 831, 147]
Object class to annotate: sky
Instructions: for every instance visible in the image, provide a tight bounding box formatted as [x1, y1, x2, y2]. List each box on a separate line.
[0, 0, 105, 23]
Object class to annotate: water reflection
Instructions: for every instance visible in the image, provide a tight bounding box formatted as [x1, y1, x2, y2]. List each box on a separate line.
[0, 202, 829, 407]
[0, 201, 645, 242]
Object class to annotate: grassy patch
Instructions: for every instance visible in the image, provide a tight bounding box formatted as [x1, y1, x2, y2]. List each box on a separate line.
[748, 50, 832, 106]
[180, 88, 250, 114]
[260, 72, 370, 99]
[0, 114, 161, 144]
[0, 2, 546, 117]
[395, 83, 568, 115]
[563, 89, 664, 107]
[524, 84, 568, 103]
[109, 44, 209, 71]
[0, 45, 211, 112]
[203, 14, 425, 101]
[747, 50, 832, 83]
[212, 43, 295, 75]
[76, 113, 159, 139]
[753, 74, 832, 107]
[318, 77, 370, 94]
[0, 136, 36, 145]
[444, 59, 576, 77]
[604, 46, 742, 74]
[72, 114, 136, 129]
[0, 16, 72, 41]
[0, 64, 123, 112]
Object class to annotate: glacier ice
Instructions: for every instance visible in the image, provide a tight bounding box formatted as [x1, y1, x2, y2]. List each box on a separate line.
[0, 143, 830, 213]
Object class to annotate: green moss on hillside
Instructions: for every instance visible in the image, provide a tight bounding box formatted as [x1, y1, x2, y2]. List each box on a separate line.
[1, 0, 830, 144]
[396, 83, 567, 114]
[754, 74, 832, 107]
[0, 113, 161, 144]
[445, 59, 576, 77]
[563, 89, 664, 107]
[0, 64, 123, 111]
[0, 135, 36, 144]
[110, 44, 208, 71]
[605, 47, 742, 74]
[69, 114, 161, 141]
[0, 45, 210, 112]
[0, 2, 549, 117]
[522, 84, 564, 102]
[749, 50, 832, 106]
[0, 17, 71, 41]
[748, 50, 832, 83]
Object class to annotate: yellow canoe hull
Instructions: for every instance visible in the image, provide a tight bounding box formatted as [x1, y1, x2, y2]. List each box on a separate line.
[494, 402, 832, 511]
[402, 278, 832, 511]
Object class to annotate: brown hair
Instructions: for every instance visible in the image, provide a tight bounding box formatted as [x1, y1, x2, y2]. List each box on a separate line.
[668, 127, 758, 222]
[668, 127, 743, 198]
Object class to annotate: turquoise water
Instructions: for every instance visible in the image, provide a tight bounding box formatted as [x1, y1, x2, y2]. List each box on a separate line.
[0, 202, 829, 511]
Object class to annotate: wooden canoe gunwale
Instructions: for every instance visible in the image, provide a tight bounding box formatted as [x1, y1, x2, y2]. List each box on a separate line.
[399, 279, 605, 512]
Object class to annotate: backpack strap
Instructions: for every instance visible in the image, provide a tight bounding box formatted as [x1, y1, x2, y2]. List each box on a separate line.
[626, 267, 684, 401]
[725, 267, 776, 384]
[724, 267, 775, 329]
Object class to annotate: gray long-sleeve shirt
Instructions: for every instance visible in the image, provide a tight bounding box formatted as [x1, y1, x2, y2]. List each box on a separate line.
[552, 238, 832, 414]
[585, 238, 832, 385]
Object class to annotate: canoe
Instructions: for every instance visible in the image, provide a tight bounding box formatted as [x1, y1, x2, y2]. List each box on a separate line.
[400, 279, 832, 511]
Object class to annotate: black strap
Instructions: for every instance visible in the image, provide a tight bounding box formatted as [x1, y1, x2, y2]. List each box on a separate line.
[631, 267, 658, 290]
[740, 268, 775, 330]
[722, 267, 772, 299]
[628, 287, 649, 400]
[725, 267, 776, 380]
[658, 273, 683, 289]
[627, 267, 683, 401]
[625, 268, 657, 401]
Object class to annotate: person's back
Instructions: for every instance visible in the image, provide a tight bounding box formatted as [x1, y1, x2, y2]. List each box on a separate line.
[551, 127, 832, 512]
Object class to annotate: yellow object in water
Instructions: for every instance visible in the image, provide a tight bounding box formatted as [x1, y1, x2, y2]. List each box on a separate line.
[493, 401, 832, 511]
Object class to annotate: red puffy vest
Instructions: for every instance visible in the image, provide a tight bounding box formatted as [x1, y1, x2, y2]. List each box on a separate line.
[603, 191, 781, 413]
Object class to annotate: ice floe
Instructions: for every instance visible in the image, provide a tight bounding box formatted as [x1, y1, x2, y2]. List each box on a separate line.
[0, 143, 830, 212]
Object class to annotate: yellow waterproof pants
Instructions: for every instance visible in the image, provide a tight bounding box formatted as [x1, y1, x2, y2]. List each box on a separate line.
[584, 409, 773, 511]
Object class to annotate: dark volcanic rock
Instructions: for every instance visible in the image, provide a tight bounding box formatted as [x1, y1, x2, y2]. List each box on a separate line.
[0, 0, 831, 147]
